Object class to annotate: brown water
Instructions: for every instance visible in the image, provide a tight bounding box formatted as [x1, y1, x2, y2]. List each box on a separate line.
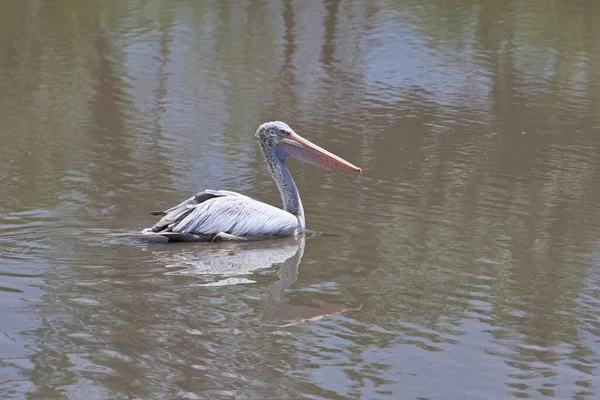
[2, 0, 600, 398]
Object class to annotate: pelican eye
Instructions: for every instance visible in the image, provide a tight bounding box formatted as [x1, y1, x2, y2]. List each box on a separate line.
[277, 129, 287, 136]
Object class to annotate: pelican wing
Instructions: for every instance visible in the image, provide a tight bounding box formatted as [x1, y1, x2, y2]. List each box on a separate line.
[144, 190, 298, 240]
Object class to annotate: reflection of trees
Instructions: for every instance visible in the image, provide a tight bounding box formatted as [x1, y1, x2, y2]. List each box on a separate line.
[0, 1, 95, 212]
[333, 1, 600, 396]
[0, 0, 173, 226]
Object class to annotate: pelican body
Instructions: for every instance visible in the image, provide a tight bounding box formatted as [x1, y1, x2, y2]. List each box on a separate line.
[143, 121, 361, 242]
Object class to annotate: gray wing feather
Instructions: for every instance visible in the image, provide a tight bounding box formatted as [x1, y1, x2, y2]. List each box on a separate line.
[144, 190, 298, 238]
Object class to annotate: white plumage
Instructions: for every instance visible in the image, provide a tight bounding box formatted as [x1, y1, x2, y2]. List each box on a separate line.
[142, 121, 361, 242]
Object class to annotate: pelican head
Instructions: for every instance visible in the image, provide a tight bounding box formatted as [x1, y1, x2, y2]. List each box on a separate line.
[255, 121, 362, 173]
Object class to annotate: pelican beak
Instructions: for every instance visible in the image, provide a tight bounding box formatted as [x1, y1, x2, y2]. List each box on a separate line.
[279, 132, 362, 173]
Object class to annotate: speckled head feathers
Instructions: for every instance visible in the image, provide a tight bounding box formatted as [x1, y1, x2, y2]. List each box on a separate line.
[255, 121, 294, 144]
[254, 120, 362, 173]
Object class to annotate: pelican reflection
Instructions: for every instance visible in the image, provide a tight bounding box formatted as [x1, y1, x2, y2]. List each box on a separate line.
[152, 236, 361, 326]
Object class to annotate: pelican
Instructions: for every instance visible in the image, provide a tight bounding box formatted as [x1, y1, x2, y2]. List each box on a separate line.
[142, 121, 361, 242]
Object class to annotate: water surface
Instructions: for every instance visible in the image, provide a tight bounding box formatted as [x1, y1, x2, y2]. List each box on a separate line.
[2, 0, 600, 398]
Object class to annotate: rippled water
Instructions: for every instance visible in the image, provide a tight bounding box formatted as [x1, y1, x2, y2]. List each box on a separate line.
[2, 0, 600, 398]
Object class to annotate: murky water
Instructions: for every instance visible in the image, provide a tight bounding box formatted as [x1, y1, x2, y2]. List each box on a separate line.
[2, 0, 600, 398]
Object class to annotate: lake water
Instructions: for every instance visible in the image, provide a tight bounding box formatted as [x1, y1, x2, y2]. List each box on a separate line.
[1, 0, 600, 398]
